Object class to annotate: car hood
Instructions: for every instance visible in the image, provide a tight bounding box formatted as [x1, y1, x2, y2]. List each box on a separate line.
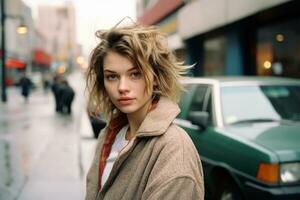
[224, 122, 300, 162]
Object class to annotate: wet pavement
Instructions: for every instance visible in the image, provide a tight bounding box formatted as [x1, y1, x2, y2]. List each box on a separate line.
[0, 71, 97, 200]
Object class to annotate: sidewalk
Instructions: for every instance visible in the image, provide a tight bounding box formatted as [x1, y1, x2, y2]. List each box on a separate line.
[0, 71, 97, 200]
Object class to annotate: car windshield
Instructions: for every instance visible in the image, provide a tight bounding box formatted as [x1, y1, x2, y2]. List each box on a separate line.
[221, 85, 300, 125]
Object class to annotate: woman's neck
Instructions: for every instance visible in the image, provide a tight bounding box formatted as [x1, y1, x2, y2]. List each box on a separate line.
[125, 99, 152, 140]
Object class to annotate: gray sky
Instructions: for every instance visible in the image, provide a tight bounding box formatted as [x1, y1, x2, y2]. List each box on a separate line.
[24, 0, 137, 55]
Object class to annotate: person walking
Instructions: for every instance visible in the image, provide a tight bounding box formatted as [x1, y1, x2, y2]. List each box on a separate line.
[51, 74, 63, 112]
[85, 23, 204, 200]
[42, 71, 52, 93]
[58, 79, 75, 114]
[19, 72, 33, 103]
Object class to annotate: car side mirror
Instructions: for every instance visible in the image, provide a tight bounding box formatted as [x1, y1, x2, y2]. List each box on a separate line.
[188, 111, 209, 129]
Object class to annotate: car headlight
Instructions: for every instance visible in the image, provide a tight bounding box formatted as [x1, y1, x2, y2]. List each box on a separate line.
[280, 162, 300, 183]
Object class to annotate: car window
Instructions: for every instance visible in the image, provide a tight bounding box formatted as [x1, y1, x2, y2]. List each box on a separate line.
[261, 85, 300, 120]
[221, 85, 300, 124]
[178, 84, 196, 119]
[187, 85, 212, 124]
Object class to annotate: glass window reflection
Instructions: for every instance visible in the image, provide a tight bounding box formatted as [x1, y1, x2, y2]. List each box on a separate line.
[221, 85, 300, 125]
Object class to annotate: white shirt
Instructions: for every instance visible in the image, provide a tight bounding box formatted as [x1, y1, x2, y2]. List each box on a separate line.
[101, 125, 129, 188]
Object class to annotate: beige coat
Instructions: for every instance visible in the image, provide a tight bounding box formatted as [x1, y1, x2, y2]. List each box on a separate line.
[85, 97, 204, 200]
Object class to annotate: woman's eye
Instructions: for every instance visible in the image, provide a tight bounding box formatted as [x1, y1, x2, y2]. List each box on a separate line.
[105, 74, 118, 81]
[130, 71, 142, 79]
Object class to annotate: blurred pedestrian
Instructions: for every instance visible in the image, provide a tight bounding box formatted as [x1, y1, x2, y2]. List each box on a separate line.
[85, 22, 204, 200]
[51, 74, 63, 112]
[42, 71, 52, 93]
[57, 79, 75, 114]
[19, 72, 33, 103]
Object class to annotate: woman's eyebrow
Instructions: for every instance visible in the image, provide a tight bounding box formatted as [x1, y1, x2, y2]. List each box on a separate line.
[103, 69, 116, 73]
[127, 66, 138, 72]
[103, 66, 137, 73]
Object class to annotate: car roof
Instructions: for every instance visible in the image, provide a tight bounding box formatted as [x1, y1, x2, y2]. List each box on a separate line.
[181, 76, 300, 86]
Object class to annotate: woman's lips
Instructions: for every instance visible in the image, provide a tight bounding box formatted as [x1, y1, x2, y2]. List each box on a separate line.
[118, 98, 134, 106]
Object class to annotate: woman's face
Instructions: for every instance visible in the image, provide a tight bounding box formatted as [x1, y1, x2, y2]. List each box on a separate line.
[103, 51, 155, 116]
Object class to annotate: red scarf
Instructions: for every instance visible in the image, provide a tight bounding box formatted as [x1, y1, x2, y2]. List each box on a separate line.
[97, 113, 127, 191]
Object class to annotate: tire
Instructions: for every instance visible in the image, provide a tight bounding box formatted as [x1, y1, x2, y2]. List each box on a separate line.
[215, 179, 242, 200]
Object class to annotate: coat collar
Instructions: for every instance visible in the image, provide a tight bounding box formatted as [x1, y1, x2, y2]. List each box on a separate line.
[96, 97, 180, 192]
[135, 97, 180, 138]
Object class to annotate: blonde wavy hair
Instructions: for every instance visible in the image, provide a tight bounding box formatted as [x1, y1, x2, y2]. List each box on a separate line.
[86, 24, 189, 120]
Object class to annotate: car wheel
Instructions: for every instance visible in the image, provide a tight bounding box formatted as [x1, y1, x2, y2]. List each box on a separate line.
[215, 179, 242, 200]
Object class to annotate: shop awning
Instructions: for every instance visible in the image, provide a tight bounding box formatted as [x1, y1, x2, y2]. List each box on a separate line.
[6, 58, 26, 69]
[34, 49, 52, 66]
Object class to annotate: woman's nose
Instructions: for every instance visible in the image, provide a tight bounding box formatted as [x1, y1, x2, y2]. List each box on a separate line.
[118, 77, 129, 93]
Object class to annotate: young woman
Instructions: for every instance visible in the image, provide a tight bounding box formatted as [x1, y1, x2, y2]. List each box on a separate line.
[85, 24, 204, 200]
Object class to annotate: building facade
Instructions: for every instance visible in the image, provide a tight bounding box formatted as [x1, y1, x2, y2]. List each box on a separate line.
[36, 1, 78, 74]
[1, 0, 35, 85]
[32, 30, 51, 72]
[138, 0, 300, 79]
[137, 0, 186, 61]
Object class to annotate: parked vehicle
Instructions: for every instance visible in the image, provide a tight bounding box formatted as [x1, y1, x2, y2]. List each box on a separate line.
[87, 102, 106, 138]
[176, 76, 300, 200]
[88, 111, 106, 139]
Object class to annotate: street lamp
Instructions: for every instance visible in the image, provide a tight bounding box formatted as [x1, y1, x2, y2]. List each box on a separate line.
[17, 23, 28, 34]
[1, 0, 28, 102]
[1, 0, 7, 102]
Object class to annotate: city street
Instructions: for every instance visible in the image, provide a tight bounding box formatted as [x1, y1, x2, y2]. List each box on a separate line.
[0, 71, 97, 200]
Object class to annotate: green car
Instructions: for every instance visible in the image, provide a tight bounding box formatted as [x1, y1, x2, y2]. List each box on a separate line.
[176, 76, 300, 200]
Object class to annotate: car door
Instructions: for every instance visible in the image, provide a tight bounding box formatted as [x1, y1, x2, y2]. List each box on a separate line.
[177, 83, 220, 197]
[177, 83, 215, 154]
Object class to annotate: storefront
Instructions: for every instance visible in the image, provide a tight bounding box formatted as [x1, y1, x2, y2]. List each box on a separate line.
[180, 0, 300, 78]
[257, 17, 300, 78]
[33, 49, 52, 72]
[5, 58, 26, 86]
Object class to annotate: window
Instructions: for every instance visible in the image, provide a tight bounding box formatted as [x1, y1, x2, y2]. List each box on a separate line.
[188, 85, 212, 124]
[221, 85, 300, 124]
[204, 37, 226, 75]
[257, 18, 300, 78]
